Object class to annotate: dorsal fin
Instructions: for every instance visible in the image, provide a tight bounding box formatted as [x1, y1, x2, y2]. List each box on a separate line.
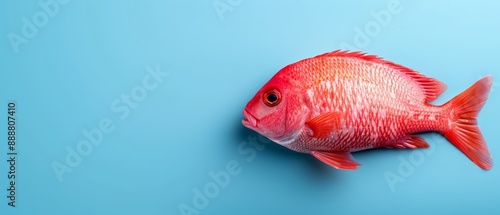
[313, 50, 447, 102]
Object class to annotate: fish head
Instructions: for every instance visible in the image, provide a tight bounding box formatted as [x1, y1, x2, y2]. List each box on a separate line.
[242, 69, 308, 144]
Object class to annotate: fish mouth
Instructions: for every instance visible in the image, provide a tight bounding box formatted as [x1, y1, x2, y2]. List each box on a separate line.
[242, 109, 258, 129]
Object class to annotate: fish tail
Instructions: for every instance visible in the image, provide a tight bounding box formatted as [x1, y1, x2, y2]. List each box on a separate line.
[441, 76, 493, 170]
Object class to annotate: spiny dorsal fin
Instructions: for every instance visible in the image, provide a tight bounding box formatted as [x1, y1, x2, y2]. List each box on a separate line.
[313, 50, 447, 102]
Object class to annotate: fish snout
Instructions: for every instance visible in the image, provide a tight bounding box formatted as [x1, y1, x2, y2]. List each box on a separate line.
[242, 109, 258, 128]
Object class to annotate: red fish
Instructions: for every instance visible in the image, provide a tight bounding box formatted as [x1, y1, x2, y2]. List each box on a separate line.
[242, 50, 493, 170]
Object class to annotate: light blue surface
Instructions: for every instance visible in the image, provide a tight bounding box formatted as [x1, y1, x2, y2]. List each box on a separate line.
[1, 0, 499, 214]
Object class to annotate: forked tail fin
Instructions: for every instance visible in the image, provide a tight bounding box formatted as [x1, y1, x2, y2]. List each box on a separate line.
[442, 76, 493, 169]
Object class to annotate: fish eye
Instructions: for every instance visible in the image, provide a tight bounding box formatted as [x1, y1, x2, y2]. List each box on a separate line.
[263, 89, 281, 107]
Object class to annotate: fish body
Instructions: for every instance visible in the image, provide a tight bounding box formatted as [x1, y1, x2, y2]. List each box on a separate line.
[242, 50, 493, 170]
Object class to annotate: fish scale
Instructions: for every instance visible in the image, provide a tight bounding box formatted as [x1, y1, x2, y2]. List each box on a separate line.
[292, 60, 418, 151]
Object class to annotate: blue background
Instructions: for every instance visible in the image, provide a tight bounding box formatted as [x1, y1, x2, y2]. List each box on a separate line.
[1, 0, 499, 214]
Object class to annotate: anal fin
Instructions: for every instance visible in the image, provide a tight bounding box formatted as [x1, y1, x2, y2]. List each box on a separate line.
[387, 135, 430, 149]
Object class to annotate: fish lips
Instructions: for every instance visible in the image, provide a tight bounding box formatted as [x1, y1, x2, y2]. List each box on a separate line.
[242, 109, 258, 129]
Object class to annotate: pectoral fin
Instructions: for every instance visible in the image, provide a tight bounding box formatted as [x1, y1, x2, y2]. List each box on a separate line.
[311, 151, 360, 170]
[305, 112, 341, 139]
